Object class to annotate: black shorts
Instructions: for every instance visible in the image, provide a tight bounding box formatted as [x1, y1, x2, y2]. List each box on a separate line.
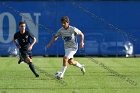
[19, 50, 32, 60]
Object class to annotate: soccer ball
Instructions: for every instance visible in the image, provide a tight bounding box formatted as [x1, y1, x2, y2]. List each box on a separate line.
[55, 71, 63, 79]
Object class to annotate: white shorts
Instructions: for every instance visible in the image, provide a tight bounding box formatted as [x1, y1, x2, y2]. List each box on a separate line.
[65, 48, 77, 59]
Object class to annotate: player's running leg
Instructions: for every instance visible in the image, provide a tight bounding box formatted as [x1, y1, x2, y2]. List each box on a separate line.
[68, 59, 85, 75]
[18, 53, 24, 64]
[58, 56, 68, 79]
[25, 57, 39, 77]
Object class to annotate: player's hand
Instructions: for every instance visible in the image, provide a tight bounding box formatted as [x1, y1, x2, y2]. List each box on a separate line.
[80, 42, 84, 48]
[28, 45, 33, 51]
[46, 43, 51, 48]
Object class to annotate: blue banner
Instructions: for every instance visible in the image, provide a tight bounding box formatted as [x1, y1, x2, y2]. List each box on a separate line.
[0, 1, 139, 56]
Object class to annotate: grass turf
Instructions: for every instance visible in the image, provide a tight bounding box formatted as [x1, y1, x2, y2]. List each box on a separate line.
[0, 57, 139, 93]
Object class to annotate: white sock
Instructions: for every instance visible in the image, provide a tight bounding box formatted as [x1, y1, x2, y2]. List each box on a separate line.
[75, 62, 83, 69]
[60, 66, 67, 77]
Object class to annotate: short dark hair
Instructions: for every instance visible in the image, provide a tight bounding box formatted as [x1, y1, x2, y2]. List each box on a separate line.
[19, 21, 26, 26]
[61, 16, 69, 23]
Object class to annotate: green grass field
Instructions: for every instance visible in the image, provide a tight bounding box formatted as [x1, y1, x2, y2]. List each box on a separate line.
[0, 57, 140, 93]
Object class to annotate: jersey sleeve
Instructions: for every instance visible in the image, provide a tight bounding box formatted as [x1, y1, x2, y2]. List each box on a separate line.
[55, 29, 61, 36]
[74, 27, 82, 35]
[14, 33, 18, 40]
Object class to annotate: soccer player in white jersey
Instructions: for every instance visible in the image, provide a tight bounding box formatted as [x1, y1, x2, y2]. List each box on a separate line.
[47, 16, 85, 79]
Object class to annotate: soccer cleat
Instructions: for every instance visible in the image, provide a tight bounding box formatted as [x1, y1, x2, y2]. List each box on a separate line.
[55, 72, 63, 80]
[18, 59, 23, 64]
[56, 76, 63, 80]
[81, 65, 85, 75]
[35, 74, 39, 78]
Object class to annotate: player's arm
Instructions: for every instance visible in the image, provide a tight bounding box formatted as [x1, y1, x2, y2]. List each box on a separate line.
[46, 35, 60, 48]
[28, 37, 36, 51]
[79, 32, 84, 48]
[13, 35, 21, 48]
[13, 39, 21, 48]
[74, 27, 84, 48]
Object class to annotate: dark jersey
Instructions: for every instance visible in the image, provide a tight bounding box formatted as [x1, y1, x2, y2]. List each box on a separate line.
[14, 31, 35, 50]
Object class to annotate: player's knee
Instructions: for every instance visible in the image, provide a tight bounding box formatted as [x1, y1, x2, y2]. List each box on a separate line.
[27, 61, 32, 65]
[25, 60, 30, 64]
[63, 56, 68, 61]
[68, 59, 73, 65]
[25, 57, 31, 64]
[68, 61, 73, 65]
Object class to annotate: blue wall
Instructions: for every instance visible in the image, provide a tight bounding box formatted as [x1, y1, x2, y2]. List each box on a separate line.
[0, 1, 140, 56]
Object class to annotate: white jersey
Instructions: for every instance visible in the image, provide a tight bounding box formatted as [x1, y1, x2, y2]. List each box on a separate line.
[55, 26, 82, 50]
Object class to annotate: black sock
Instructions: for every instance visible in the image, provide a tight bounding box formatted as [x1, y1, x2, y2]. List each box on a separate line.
[28, 62, 38, 77]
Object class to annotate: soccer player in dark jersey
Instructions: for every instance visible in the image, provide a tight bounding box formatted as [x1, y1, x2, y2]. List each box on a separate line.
[13, 21, 39, 78]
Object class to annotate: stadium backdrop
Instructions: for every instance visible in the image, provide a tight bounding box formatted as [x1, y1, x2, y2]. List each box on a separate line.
[0, 0, 140, 56]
